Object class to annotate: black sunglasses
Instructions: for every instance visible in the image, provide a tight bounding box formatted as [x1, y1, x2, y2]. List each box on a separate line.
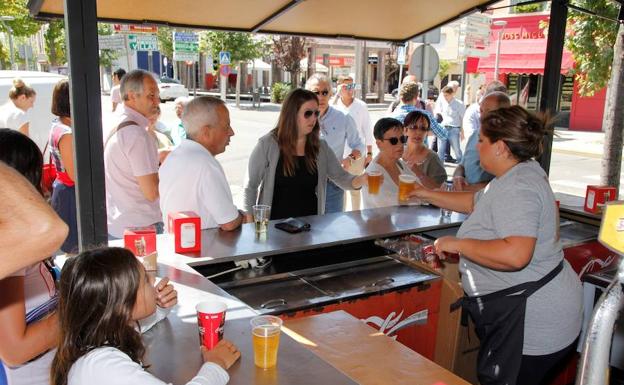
[381, 135, 408, 145]
[304, 109, 321, 119]
[313, 90, 330, 96]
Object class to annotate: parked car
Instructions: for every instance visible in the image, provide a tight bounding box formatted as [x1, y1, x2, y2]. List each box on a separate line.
[156, 76, 189, 102]
[0, 70, 67, 151]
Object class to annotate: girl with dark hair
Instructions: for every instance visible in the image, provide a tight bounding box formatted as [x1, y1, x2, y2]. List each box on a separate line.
[51, 247, 239, 385]
[0, 78, 36, 136]
[0, 128, 57, 385]
[402, 110, 447, 189]
[244, 88, 367, 219]
[409, 106, 582, 385]
[362, 117, 418, 209]
[48, 79, 78, 254]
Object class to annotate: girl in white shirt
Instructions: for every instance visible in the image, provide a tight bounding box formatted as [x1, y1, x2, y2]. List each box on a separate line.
[51, 247, 240, 385]
[0, 79, 36, 136]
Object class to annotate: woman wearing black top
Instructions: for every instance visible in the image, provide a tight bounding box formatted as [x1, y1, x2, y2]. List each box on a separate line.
[244, 89, 366, 220]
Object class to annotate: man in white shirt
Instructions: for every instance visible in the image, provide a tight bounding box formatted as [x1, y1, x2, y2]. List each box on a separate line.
[435, 85, 465, 163]
[104, 70, 162, 238]
[110, 68, 126, 112]
[332, 75, 374, 211]
[159, 96, 245, 231]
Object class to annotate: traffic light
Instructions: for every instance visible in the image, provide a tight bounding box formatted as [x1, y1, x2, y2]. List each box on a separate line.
[213, 59, 218, 72]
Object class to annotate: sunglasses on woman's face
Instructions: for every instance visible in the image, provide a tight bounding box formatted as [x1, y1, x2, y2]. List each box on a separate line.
[313, 90, 330, 97]
[406, 124, 430, 132]
[304, 109, 321, 119]
[380, 135, 408, 145]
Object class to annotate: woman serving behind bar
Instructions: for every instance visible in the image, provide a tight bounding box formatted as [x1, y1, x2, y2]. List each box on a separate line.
[244, 88, 367, 220]
[409, 106, 582, 385]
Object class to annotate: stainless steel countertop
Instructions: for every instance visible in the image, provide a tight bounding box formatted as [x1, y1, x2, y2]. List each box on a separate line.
[180, 205, 465, 267]
[124, 207, 467, 384]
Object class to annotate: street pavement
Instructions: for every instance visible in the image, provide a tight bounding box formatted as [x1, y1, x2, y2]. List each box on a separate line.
[100, 96, 623, 209]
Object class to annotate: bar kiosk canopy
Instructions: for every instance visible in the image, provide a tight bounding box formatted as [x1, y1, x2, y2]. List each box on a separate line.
[29, 0, 502, 42]
[25, 0, 568, 249]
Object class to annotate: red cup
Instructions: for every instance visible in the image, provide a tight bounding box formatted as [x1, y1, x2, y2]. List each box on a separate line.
[196, 301, 227, 349]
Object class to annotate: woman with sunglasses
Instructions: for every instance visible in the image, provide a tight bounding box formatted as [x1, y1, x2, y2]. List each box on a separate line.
[362, 117, 420, 209]
[244, 88, 367, 220]
[402, 110, 447, 189]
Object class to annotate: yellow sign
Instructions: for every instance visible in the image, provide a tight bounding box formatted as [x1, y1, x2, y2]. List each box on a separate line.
[599, 201, 624, 254]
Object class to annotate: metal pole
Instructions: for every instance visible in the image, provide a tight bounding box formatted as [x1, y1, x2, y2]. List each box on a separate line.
[1, 21, 16, 70]
[63, 0, 108, 248]
[494, 29, 503, 80]
[538, 0, 569, 174]
[421, 44, 430, 101]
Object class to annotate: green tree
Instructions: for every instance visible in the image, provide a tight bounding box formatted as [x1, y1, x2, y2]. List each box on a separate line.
[437, 59, 452, 82]
[564, 1, 622, 194]
[44, 20, 66, 66]
[0, 0, 41, 68]
[96, 23, 119, 69]
[157, 26, 174, 59]
[201, 31, 265, 106]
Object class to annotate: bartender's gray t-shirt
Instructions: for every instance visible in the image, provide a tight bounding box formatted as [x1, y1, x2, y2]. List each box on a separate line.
[457, 160, 582, 355]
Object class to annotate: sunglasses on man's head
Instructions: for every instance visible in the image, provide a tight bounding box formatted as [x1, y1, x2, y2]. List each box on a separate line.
[304, 109, 321, 119]
[380, 135, 408, 145]
[313, 90, 330, 96]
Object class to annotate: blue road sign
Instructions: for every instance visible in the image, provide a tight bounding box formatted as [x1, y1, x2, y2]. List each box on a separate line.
[219, 51, 231, 65]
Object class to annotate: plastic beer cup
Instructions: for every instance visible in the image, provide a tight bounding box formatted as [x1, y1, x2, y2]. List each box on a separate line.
[367, 170, 382, 195]
[398, 174, 417, 204]
[251, 315, 282, 369]
[253, 205, 271, 234]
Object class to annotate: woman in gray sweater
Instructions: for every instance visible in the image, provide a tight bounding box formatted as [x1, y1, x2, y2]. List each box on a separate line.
[244, 89, 367, 219]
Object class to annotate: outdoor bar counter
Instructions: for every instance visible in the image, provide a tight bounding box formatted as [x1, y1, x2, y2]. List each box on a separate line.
[133, 205, 472, 385]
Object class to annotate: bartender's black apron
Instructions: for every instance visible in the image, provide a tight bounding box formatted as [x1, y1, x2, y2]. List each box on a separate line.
[451, 261, 564, 385]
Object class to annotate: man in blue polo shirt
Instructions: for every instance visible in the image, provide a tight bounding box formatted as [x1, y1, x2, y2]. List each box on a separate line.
[306, 73, 364, 214]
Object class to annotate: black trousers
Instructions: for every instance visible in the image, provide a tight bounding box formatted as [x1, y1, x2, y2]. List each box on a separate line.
[516, 339, 578, 385]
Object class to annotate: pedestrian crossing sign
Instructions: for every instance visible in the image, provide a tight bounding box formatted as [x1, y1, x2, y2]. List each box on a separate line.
[219, 51, 231, 65]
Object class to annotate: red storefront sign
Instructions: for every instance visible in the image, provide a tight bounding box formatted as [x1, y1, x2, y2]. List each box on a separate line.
[315, 56, 355, 67]
[113, 24, 159, 34]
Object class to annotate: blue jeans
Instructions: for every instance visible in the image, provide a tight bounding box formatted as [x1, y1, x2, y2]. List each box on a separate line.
[438, 126, 462, 163]
[325, 181, 345, 214]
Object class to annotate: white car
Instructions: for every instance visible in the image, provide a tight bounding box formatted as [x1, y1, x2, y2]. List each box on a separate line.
[157, 77, 189, 102]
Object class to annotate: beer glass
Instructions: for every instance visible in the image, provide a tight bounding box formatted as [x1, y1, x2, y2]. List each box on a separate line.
[252, 205, 271, 234]
[398, 174, 417, 204]
[251, 315, 282, 369]
[367, 170, 382, 195]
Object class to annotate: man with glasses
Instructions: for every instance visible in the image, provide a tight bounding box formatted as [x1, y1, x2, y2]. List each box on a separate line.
[306, 73, 364, 214]
[159, 96, 246, 231]
[332, 75, 374, 211]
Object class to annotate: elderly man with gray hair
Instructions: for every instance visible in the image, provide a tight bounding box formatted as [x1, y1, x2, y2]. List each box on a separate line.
[159, 96, 245, 231]
[104, 69, 162, 238]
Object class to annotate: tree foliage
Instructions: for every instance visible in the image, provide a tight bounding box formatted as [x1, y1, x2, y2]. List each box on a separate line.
[200, 31, 265, 64]
[0, 0, 41, 68]
[566, 0, 619, 96]
[96, 23, 119, 68]
[44, 20, 66, 66]
[271, 36, 307, 82]
[157, 26, 174, 59]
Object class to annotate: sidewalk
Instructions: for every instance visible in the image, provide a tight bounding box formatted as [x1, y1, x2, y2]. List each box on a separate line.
[552, 129, 605, 158]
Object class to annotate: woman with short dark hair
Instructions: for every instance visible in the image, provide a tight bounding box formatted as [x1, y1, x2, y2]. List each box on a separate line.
[362, 117, 419, 209]
[48, 79, 78, 254]
[244, 88, 367, 219]
[410, 106, 582, 385]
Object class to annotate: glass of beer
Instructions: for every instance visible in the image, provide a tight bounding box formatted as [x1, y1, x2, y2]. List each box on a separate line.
[251, 315, 283, 369]
[367, 170, 382, 195]
[398, 174, 417, 204]
[252, 205, 271, 234]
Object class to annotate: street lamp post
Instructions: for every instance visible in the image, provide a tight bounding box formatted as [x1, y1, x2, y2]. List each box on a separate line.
[0, 16, 16, 70]
[493, 20, 507, 81]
